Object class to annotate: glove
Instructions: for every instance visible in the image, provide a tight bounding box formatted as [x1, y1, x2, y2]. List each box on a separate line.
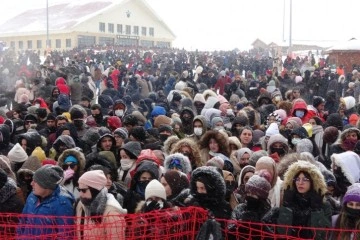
[63, 169, 75, 181]
[144, 200, 161, 213]
[282, 187, 295, 208]
[310, 190, 323, 210]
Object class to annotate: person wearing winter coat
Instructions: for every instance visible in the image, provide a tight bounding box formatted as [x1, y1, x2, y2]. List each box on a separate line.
[16, 155, 42, 200]
[118, 141, 142, 188]
[188, 115, 208, 144]
[170, 138, 203, 170]
[76, 170, 127, 240]
[163, 153, 192, 177]
[331, 183, 360, 240]
[199, 130, 230, 164]
[262, 161, 332, 240]
[17, 165, 75, 239]
[0, 169, 24, 237]
[330, 127, 360, 155]
[160, 170, 190, 206]
[0, 124, 14, 156]
[185, 166, 232, 219]
[123, 160, 160, 214]
[57, 148, 86, 200]
[228, 174, 271, 240]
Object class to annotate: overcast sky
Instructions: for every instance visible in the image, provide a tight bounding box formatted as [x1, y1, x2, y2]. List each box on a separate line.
[0, 0, 358, 51]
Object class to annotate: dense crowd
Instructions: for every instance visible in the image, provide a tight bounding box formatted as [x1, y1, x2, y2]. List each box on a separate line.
[0, 46, 359, 239]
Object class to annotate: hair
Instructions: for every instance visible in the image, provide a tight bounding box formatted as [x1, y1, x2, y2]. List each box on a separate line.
[199, 130, 230, 157]
[334, 206, 360, 240]
[237, 126, 254, 148]
[170, 138, 203, 168]
[311, 116, 323, 126]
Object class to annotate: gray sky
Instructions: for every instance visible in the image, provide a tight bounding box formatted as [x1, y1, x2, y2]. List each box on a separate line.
[0, 0, 358, 50]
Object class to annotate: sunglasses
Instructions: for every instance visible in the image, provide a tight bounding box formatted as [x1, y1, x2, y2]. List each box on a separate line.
[77, 187, 89, 193]
[62, 163, 77, 170]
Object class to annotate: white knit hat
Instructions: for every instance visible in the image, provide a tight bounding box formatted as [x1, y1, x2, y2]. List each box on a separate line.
[7, 143, 28, 163]
[78, 170, 107, 191]
[265, 123, 279, 137]
[145, 179, 166, 200]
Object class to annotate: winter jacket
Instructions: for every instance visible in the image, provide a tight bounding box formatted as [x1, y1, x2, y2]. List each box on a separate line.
[17, 185, 75, 239]
[0, 124, 14, 156]
[55, 77, 70, 95]
[76, 193, 127, 240]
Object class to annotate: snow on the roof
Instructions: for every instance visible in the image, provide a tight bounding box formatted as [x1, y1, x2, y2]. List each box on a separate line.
[0, 1, 113, 33]
[326, 39, 360, 52]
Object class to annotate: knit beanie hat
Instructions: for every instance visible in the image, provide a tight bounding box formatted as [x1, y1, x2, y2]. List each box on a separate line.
[154, 115, 172, 128]
[107, 116, 122, 130]
[249, 150, 268, 167]
[296, 139, 313, 154]
[114, 127, 128, 139]
[266, 123, 279, 137]
[8, 143, 28, 163]
[70, 108, 84, 120]
[206, 156, 224, 169]
[0, 168, 7, 189]
[211, 117, 223, 128]
[349, 114, 359, 126]
[343, 183, 360, 205]
[81, 128, 101, 147]
[129, 126, 147, 142]
[163, 170, 189, 197]
[194, 93, 206, 104]
[252, 129, 265, 145]
[78, 170, 107, 191]
[323, 126, 339, 144]
[245, 175, 271, 199]
[121, 141, 142, 159]
[31, 147, 46, 162]
[145, 179, 166, 200]
[33, 165, 64, 190]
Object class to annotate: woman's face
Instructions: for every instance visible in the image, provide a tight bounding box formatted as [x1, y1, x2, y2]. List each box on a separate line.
[295, 173, 311, 194]
[243, 172, 254, 185]
[160, 176, 172, 197]
[347, 201, 360, 209]
[345, 131, 358, 141]
[240, 129, 252, 145]
[120, 149, 130, 160]
[209, 138, 219, 153]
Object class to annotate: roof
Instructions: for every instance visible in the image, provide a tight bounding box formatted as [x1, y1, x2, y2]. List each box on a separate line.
[0, 0, 176, 37]
[325, 38, 360, 53]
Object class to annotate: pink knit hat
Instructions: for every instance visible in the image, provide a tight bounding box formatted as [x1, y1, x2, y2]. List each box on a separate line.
[78, 170, 107, 191]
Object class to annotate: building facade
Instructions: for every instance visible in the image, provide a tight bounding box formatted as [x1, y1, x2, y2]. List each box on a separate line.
[0, 0, 176, 52]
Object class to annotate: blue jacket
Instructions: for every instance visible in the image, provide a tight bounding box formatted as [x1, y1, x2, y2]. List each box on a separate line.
[17, 185, 75, 239]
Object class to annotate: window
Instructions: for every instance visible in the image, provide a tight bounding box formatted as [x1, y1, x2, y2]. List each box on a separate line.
[37, 40, 42, 49]
[133, 26, 139, 35]
[77, 35, 96, 48]
[66, 39, 71, 48]
[125, 25, 131, 35]
[27, 40, 32, 49]
[149, 27, 154, 36]
[117, 24, 123, 33]
[157, 41, 170, 48]
[141, 27, 147, 36]
[108, 23, 114, 33]
[140, 40, 154, 47]
[10, 41, 15, 48]
[19, 41, 23, 49]
[99, 22, 105, 32]
[56, 39, 61, 48]
[99, 37, 114, 45]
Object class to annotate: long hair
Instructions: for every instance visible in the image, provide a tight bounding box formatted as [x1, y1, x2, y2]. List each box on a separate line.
[199, 130, 230, 157]
[334, 206, 360, 240]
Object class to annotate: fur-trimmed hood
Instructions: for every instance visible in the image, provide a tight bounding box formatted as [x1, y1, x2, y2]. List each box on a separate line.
[331, 151, 360, 184]
[282, 160, 327, 196]
[163, 135, 180, 155]
[57, 148, 86, 174]
[17, 156, 42, 182]
[190, 166, 226, 200]
[164, 153, 192, 175]
[170, 138, 203, 168]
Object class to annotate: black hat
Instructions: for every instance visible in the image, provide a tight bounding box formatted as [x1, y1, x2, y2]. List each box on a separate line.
[313, 96, 325, 108]
[47, 113, 56, 121]
[35, 108, 48, 119]
[70, 109, 84, 120]
[33, 165, 63, 190]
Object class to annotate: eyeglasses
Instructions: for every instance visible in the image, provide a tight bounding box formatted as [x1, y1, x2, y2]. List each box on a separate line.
[77, 187, 89, 193]
[294, 177, 310, 183]
[62, 163, 77, 170]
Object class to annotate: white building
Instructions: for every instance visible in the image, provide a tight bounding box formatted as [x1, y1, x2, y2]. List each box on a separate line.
[0, 0, 176, 51]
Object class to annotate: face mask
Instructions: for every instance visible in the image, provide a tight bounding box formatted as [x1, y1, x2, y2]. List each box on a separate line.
[343, 139, 357, 151]
[214, 126, 224, 131]
[270, 146, 286, 156]
[291, 138, 301, 146]
[115, 110, 124, 117]
[80, 197, 93, 207]
[92, 113, 103, 123]
[73, 119, 83, 128]
[53, 93, 59, 98]
[345, 205, 360, 218]
[35, 104, 40, 108]
[194, 127, 203, 136]
[136, 180, 150, 197]
[295, 110, 305, 118]
[245, 196, 262, 209]
[159, 134, 169, 142]
[226, 109, 234, 115]
[120, 158, 134, 171]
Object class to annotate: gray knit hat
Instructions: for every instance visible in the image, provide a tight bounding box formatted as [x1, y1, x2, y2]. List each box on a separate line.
[33, 165, 63, 190]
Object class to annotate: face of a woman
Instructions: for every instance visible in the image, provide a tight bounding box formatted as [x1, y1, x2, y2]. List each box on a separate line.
[209, 138, 219, 153]
[295, 173, 311, 194]
[240, 129, 252, 145]
[347, 201, 360, 209]
[346, 132, 358, 141]
[243, 172, 254, 185]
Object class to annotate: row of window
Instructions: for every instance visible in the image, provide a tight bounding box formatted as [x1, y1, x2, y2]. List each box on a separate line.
[10, 39, 72, 49]
[99, 23, 154, 36]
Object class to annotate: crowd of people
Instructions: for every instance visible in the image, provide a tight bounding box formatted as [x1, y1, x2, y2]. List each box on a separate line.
[0, 46, 359, 239]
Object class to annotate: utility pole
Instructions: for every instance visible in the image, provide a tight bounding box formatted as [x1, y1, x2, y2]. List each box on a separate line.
[46, 0, 49, 49]
[289, 0, 292, 54]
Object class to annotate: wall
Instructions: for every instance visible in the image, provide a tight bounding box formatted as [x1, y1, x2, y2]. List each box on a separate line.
[328, 51, 360, 74]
